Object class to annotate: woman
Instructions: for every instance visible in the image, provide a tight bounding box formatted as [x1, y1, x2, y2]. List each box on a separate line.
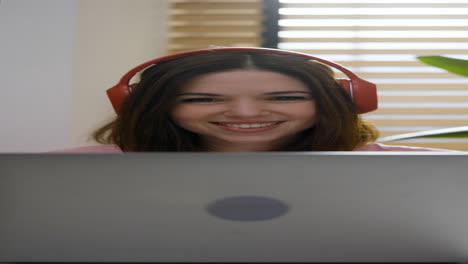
[54, 48, 449, 152]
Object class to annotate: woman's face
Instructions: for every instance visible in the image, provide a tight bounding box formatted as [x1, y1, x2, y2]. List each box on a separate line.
[170, 70, 317, 151]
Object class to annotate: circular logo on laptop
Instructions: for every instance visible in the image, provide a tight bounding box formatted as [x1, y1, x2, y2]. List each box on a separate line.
[206, 196, 289, 221]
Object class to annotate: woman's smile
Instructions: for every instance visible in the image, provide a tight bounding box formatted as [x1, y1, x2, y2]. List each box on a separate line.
[210, 121, 285, 132]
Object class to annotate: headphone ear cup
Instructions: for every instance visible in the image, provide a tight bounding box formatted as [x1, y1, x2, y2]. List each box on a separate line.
[336, 78, 351, 94]
[107, 83, 130, 114]
[335, 78, 377, 114]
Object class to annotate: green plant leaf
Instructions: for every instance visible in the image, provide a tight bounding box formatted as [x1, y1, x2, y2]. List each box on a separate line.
[417, 56, 468, 77]
[378, 126, 468, 142]
[425, 131, 468, 138]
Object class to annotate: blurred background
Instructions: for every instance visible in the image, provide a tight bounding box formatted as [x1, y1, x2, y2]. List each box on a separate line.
[1, 0, 467, 152]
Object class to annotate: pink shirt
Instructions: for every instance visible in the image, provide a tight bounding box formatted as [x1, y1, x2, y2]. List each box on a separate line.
[50, 143, 452, 153]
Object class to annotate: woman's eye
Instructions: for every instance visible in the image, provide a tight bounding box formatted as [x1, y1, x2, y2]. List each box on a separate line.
[180, 98, 218, 103]
[270, 96, 307, 101]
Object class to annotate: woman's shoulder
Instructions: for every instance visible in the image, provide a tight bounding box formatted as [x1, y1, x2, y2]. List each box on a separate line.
[48, 144, 123, 153]
[353, 142, 457, 152]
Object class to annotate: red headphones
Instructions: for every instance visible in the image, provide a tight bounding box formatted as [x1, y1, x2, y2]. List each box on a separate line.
[107, 47, 378, 114]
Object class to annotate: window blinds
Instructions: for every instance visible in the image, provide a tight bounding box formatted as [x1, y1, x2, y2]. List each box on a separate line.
[278, 0, 468, 150]
[168, 0, 265, 54]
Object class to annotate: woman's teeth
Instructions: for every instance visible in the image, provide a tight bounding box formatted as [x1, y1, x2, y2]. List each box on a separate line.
[216, 122, 280, 128]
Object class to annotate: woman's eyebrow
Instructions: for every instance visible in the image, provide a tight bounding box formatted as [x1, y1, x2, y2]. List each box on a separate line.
[264, 91, 312, 95]
[176, 92, 222, 96]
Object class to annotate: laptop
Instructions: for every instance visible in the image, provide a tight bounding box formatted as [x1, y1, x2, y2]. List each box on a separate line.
[1, 152, 467, 262]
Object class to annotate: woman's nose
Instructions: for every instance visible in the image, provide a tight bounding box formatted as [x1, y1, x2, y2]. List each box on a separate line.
[223, 99, 269, 117]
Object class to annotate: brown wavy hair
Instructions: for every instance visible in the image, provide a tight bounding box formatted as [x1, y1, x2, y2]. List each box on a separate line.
[93, 52, 379, 151]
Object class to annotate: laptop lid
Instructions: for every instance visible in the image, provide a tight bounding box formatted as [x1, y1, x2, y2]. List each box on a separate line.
[1, 152, 467, 262]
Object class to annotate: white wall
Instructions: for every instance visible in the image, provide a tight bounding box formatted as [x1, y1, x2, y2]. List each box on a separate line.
[70, 0, 169, 148]
[0, 0, 169, 152]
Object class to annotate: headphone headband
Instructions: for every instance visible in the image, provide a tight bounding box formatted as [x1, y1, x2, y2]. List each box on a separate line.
[107, 47, 377, 114]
